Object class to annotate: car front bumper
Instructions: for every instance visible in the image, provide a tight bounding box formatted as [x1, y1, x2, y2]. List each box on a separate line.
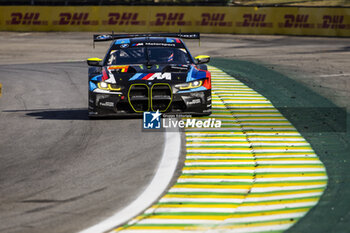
[88, 88, 211, 117]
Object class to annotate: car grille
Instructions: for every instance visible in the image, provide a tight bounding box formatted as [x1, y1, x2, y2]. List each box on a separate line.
[151, 84, 172, 112]
[128, 84, 172, 113]
[128, 84, 149, 112]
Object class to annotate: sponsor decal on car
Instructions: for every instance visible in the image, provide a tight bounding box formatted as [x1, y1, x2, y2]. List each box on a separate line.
[129, 72, 172, 81]
[96, 35, 112, 40]
[99, 102, 114, 107]
[144, 42, 175, 47]
[120, 43, 129, 48]
[132, 43, 144, 46]
[187, 98, 201, 105]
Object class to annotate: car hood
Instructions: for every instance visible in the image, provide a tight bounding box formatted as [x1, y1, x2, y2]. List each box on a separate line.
[103, 64, 209, 84]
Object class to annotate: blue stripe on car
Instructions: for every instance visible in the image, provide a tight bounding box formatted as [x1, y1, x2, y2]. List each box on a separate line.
[166, 38, 175, 43]
[89, 81, 98, 91]
[186, 66, 207, 82]
[129, 73, 144, 80]
[196, 70, 207, 79]
[177, 86, 207, 93]
[186, 66, 194, 82]
[91, 74, 102, 81]
[115, 39, 130, 44]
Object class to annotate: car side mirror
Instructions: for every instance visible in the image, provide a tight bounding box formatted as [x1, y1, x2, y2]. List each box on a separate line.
[195, 55, 210, 64]
[87, 58, 102, 67]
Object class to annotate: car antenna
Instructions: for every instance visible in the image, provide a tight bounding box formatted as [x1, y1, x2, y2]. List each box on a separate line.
[198, 30, 200, 47]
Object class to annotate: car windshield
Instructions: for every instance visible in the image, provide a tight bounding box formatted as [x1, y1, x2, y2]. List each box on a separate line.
[106, 47, 192, 65]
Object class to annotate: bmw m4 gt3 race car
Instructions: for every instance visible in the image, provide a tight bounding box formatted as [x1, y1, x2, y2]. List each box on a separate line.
[87, 32, 211, 117]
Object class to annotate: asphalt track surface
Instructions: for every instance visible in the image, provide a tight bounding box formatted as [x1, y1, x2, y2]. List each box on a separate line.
[0, 33, 350, 233]
[0, 62, 168, 233]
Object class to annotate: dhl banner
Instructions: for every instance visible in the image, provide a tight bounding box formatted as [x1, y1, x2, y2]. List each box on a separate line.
[0, 6, 349, 37]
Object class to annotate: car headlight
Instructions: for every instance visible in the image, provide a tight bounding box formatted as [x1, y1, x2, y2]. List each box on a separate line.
[97, 82, 122, 91]
[175, 80, 203, 90]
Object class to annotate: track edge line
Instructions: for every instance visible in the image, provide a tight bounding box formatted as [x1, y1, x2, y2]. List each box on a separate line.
[78, 127, 182, 233]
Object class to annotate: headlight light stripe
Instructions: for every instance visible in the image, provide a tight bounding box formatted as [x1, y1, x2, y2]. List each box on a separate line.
[97, 82, 122, 91]
[176, 80, 203, 90]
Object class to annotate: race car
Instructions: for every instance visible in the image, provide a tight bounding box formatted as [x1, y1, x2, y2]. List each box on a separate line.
[87, 32, 211, 117]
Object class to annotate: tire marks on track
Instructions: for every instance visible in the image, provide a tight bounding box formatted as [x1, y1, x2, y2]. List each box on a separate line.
[109, 66, 327, 233]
